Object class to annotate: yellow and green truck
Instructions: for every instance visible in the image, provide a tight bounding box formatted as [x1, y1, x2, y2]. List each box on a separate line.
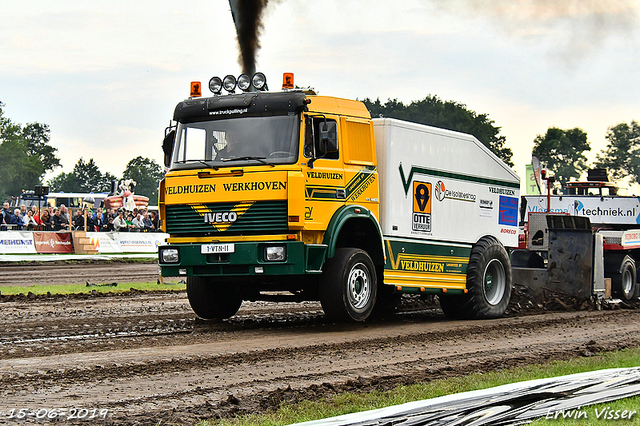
[158, 73, 520, 321]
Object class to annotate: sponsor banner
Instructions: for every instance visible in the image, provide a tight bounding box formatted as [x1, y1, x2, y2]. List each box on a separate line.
[33, 232, 73, 254]
[0, 231, 37, 254]
[86, 232, 121, 253]
[523, 196, 640, 226]
[525, 164, 541, 195]
[115, 232, 168, 253]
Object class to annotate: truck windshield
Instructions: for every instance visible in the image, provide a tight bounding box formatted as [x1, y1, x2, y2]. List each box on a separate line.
[171, 115, 299, 169]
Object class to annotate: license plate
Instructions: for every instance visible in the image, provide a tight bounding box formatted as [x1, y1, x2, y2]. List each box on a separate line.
[201, 243, 235, 254]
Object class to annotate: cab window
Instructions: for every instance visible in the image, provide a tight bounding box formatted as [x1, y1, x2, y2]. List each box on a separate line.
[304, 117, 339, 160]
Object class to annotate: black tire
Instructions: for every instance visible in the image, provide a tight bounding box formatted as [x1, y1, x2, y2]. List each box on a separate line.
[319, 248, 377, 322]
[186, 276, 242, 320]
[440, 236, 512, 320]
[606, 254, 637, 301]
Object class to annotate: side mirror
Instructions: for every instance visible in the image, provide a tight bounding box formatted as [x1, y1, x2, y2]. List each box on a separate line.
[318, 121, 337, 154]
[162, 129, 176, 168]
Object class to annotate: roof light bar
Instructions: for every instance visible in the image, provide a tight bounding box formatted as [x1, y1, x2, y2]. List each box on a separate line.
[208, 73, 269, 94]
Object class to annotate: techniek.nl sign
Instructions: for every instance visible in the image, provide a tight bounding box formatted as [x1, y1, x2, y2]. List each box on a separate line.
[524, 196, 640, 225]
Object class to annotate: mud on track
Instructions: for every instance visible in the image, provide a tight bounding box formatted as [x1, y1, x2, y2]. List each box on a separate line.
[0, 260, 161, 287]
[2, 287, 640, 426]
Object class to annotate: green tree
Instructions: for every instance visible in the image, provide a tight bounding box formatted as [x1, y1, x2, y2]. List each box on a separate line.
[48, 158, 114, 193]
[362, 96, 513, 166]
[22, 122, 61, 172]
[73, 158, 105, 193]
[0, 102, 61, 200]
[47, 172, 76, 193]
[122, 156, 165, 205]
[532, 127, 590, 190]
[593, 121, 640, 184]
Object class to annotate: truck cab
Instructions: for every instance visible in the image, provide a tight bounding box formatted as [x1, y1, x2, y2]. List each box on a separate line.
[159, 75, 383, 321]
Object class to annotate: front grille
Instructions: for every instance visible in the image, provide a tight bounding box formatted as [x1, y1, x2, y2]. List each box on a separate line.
[165, 200, 288, 236]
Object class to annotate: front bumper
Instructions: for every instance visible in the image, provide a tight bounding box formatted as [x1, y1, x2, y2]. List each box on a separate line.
[158, 241, 327, 277]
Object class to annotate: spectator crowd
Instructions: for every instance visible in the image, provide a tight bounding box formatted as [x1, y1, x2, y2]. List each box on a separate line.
[0, 202, 160, 232]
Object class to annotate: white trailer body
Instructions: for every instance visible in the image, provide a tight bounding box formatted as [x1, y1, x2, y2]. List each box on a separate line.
[373, 118, 520, 248]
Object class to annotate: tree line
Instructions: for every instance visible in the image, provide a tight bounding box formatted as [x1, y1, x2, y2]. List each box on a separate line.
[0, 102, 164, 205]
[1, 98, 637, 199]
[365, 97, 637, 191]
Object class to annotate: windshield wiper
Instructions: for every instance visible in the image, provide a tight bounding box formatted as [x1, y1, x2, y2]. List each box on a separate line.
[174, 160, 218, 170]
[222, 156, 274, 167]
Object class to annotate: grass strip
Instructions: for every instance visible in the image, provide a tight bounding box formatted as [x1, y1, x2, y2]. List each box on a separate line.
[201, 347, 640, 426]
[0, 280, 186, 296]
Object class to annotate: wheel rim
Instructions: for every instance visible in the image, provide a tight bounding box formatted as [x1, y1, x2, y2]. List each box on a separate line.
[622, 267, 634, 295]
[483, 259, 506, 306]
[348, 262, 371, 310]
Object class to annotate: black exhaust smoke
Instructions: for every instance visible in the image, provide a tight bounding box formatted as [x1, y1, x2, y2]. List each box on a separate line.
[228, 0, 269, 76]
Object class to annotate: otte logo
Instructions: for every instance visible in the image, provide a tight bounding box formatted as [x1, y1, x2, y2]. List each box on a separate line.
[204, 211, 238, 224]
[412, 181, 432, 233]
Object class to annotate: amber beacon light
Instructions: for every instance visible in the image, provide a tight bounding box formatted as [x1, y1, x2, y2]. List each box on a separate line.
[282, 73, 294, 89]
[190, 81, 202, 97]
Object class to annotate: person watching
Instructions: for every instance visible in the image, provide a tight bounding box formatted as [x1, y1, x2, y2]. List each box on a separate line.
[40, 210, 52, 231]
[113, 210, 127, 232]
[51, 208, 69, 231]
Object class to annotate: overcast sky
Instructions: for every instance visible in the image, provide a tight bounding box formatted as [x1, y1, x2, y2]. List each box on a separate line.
[2, 0, 639, 191]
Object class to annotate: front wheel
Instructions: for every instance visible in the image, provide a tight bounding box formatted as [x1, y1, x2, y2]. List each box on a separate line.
[186, 276, 242, 320]
[319, 248, 377, 322]
[440, 236, 512, 320]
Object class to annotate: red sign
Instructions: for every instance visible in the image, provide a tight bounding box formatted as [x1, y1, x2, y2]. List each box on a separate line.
[33, 232, 74, 254]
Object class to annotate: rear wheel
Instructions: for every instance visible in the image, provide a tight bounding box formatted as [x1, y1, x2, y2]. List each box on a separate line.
[319, 248, 377, 322]
[440, 236, 512, 319]
[186, 276, 242, 320]
[606, 254, 637, 301]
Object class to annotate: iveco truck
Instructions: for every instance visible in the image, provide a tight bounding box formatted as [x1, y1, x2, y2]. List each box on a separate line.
[158, 73, 520, 321]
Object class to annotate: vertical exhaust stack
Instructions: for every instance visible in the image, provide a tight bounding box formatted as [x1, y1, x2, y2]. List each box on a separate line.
[228, 0, 269, 76]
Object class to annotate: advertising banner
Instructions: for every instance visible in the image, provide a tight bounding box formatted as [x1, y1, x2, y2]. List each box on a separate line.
[115, 232, 167, 253]
[33, 232, 74, 254]
[523, 196, 640, 226]
[85, 232, 121, 253]
[0, 231, 37, 254]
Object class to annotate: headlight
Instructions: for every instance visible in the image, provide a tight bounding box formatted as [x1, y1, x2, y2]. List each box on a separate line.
[237, 73, 252, 91]
[264, 246, 286, 262]
[252, 72, 267, 91]
[160, 247, 179, 263]
[209, 76, 222, 94]
[223, 75, 237, 93]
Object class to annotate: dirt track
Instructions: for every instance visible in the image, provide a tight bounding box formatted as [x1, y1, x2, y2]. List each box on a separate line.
[0, 261, 160, 287]
[3, 276, 640, 426]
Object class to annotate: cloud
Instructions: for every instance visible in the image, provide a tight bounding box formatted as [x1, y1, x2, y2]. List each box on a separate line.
[430, 0, 639, 65]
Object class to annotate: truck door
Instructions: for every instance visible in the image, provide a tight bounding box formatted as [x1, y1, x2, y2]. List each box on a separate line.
[302, 115, 346, 230]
